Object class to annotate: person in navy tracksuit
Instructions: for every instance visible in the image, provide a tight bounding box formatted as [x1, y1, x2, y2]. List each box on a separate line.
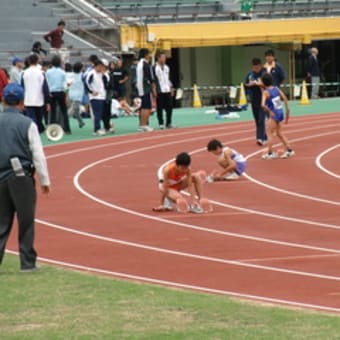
[245, 57, 267, 146]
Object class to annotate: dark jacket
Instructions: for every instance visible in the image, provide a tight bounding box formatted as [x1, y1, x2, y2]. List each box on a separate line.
[264, 62, 285, 87]
[245, 68, 266, 106]
[0, 109, 33, 182]
[308, 55, 320, 77]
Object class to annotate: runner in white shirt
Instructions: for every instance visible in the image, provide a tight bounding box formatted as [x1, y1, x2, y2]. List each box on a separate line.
[207, 139, 247, 181]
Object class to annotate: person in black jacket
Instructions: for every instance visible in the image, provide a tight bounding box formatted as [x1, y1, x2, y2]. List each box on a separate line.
[245, 58, 267, 146]
[263, 49, 285, 87]
[307, 47, 320, 99]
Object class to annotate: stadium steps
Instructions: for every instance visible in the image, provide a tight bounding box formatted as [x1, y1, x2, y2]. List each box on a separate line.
[97, 0, 240, 22]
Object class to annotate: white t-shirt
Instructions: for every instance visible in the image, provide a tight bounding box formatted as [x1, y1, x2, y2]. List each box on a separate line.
[22, 65, 46, 107]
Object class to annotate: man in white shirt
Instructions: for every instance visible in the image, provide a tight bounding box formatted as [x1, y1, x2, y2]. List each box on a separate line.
[154, 51, 175, 129]
[0, 83, 50, 271]
[85, 59, 109, 135]
[21, 54, 50, 133]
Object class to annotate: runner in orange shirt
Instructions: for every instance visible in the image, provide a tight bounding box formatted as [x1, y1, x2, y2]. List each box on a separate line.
[153, 152, 212, 213]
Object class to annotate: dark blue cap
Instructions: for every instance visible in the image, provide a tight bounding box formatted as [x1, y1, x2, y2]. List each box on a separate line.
[3, 83, 24, 102]
[12, 57, 24, 66]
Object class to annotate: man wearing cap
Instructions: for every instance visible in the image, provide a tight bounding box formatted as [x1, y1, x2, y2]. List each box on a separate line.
[0, 83, 50, 272]
[10, 57, 24, 85]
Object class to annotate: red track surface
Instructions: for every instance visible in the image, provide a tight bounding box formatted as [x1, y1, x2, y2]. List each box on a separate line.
[7, 112, 340, 313]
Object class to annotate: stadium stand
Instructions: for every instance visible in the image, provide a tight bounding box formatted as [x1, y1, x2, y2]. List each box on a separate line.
[0, 0, 117, 68]
[96, 0, 340, 21]
[252, 0, 340, 18]
[96, 0, 240, 22]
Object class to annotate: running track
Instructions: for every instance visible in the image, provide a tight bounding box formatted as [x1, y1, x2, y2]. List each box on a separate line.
[6, 112, 340, 313]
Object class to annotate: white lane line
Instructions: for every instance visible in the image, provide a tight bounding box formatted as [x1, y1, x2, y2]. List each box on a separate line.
[34, 217, 340, 281]
[46, 125, 255, 160]
[5, 249, 340, 314]
[243, 130, 340, 206]
[240, 253, 340, 263]
[315, 144, 340, 180]
[69, 128, 340, 267]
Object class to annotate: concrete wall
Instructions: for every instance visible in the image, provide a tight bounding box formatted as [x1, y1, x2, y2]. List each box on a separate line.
[179, 45, 290, 88]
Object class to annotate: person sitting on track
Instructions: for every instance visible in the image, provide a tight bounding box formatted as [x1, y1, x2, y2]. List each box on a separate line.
[206, 139, 247, 181]
[153, 152, 211, 213]
[261, 73, 295, 159]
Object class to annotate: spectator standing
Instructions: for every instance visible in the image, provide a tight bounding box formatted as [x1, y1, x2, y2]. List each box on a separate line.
[82, 54, 98, 110]
[0, 67, 9, 112]
[44, 20, 65, 49]
[129, 56, 139, 101]
[245, 57, 267, 146]
[64, 62, 74, 89]
[86, 59, 109, 136]
[68, 62, 85, 128]
[46, 55, 71, 134]
[41, 60, 51, 126]
[263, 49, 285, 87]
[21, 54, 50, 133]
[111, 58, 129, 99]
[154, 51, 175, 129]
[307, 47, 320, 99]
[136, 48, 156, 132]
[101, 59, 114, 133]
[109, 59, 134, 115]
[10, 57, 24, 85]
[0, 83, 50, 271]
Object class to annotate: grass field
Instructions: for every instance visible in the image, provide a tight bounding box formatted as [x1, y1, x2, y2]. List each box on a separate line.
[1, 254, 340, 339]
[2, 99, 340, 339]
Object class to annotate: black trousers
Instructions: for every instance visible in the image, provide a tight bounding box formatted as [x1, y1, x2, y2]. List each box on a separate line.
[251, 104, 267, 141]
[0, 176, 37, 270]
[156, 92, 173, 126]
[102, 100, 112, 131]
[50, 91, 71, 133]
[25, 106, 45, 133]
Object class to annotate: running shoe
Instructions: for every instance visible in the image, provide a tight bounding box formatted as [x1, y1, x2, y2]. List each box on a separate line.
[163, 197, 173, 211]
[262, 152, 279, 160]
[189, 204, 204, 214]
[93, 129, 106, 136]
[280, 150, 295, 159]
[137, 125, 154, 132]
[206, 175, 214, 183]
[223, 172, 240, 180]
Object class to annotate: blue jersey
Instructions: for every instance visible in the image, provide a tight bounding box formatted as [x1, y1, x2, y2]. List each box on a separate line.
[266, 87, 284, 122]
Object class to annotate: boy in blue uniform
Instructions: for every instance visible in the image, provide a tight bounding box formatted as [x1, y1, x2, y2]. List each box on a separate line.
[207, 139, 247, 181]
[261, 73, 294, 159]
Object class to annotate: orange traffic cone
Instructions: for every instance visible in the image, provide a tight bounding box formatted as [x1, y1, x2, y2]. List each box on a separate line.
[238, 82, 247, 105]
[192, 84, 202, 108]
[299, 80, 310, 105]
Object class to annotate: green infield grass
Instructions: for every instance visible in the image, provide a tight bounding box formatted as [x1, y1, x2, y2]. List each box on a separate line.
[1, 254, 339, 339]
